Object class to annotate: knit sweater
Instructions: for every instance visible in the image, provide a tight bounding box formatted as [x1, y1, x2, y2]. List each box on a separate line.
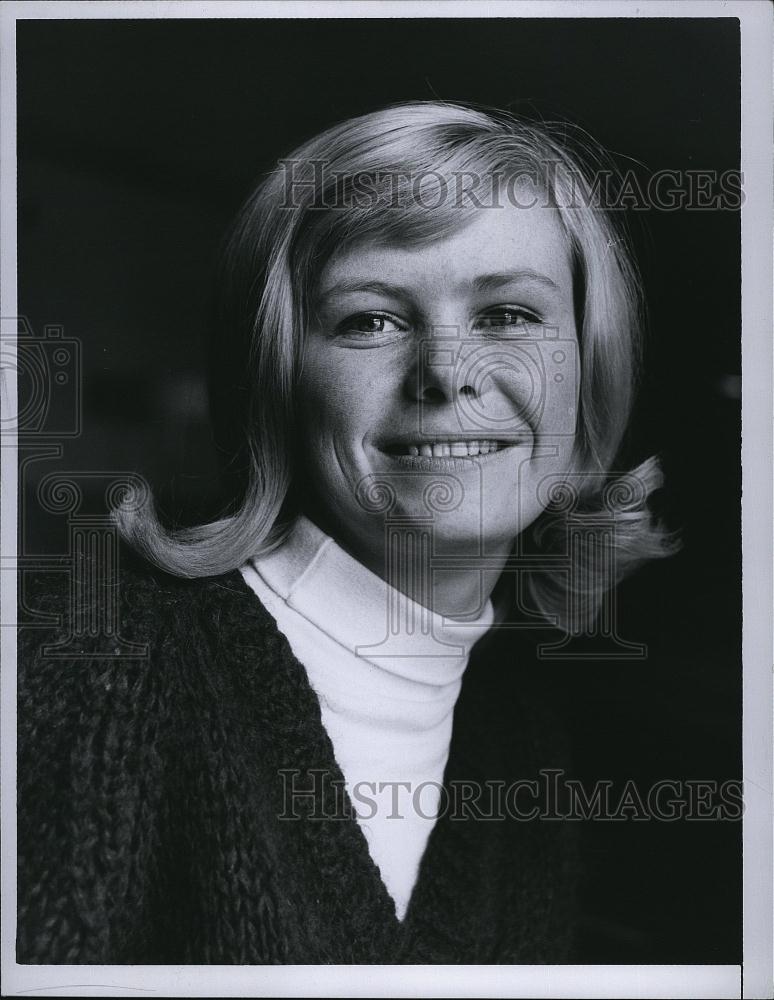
[17, 547, 580, 964]
[240, 514, 495, 920]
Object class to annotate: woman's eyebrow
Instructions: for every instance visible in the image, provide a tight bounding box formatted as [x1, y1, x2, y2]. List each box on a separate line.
[316, 279, 409, 303]
[472, 269, 560, 293]
[315, 269, 560, 303]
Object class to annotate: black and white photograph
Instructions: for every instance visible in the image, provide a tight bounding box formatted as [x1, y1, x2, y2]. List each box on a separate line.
[2, 2, 772, 997]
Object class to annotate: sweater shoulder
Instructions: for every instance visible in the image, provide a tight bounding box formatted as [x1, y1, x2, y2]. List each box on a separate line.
[20, 542, 274, 642]
[17, 543, 282, 708]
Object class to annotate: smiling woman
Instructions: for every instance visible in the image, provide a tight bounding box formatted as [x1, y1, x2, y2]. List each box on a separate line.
[300, 203, 579, 618]
[18, 101, 678, 964]
[116, 102, 672, 626]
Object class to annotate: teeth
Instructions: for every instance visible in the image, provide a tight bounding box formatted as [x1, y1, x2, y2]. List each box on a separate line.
[400, 440, 503, 457]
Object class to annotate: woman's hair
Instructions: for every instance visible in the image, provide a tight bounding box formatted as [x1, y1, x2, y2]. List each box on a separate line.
[114, 100, 678, 633]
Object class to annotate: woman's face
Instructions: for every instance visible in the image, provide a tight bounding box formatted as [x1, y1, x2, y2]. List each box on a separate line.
[297, 200, 580, 567]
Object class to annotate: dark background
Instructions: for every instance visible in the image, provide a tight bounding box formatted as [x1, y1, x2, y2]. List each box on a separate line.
[17, 17, 741, 963]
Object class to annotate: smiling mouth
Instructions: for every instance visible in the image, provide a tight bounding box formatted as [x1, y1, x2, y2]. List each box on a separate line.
[383, 439, 521, 458]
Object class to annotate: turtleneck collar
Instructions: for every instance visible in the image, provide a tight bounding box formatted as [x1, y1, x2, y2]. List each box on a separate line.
[249, 515, 494, 686]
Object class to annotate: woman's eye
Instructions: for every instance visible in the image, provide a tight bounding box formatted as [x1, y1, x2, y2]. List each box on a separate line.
[338, 313, 405, 338]
[476, 308, 539, 332]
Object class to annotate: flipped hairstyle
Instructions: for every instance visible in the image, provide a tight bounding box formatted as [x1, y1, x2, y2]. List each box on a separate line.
[115, 100, 678, 633]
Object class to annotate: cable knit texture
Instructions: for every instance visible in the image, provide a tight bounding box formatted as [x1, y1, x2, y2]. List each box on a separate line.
[17, 546, 580, 964]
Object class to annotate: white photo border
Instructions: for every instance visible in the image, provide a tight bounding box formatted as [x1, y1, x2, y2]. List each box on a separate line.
[1, 2, 771, 998]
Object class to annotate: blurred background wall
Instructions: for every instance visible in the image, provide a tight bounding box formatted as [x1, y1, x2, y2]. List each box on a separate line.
[16, 16, 741, 963]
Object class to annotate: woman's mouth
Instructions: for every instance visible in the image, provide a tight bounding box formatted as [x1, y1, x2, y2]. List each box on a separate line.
[379, 437, 530, 470]
[385, 439, 510, 458]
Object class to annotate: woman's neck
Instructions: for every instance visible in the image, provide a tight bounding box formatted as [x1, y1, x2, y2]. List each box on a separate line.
[302, 509, 510, 621]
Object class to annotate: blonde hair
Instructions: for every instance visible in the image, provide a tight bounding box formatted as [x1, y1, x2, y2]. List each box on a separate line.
[114, 100, 678, 632]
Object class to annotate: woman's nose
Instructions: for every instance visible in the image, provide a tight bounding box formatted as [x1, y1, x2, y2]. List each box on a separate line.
[403, 334, 478, 405]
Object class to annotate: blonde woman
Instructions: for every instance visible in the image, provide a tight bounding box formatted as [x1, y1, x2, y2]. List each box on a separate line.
[18, 102, 676, 963]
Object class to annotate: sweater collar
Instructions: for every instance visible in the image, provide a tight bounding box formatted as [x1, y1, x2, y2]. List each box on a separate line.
[247, 515, 494, 686]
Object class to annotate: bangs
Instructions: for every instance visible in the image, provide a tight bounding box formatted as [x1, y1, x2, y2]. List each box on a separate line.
[286, 131, 552, 302]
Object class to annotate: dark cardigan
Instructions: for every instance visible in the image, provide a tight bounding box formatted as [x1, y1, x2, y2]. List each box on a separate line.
[17, 548, 580, 964]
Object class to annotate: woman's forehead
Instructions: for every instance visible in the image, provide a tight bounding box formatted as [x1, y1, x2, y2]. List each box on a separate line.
[316, 202, 574, 302]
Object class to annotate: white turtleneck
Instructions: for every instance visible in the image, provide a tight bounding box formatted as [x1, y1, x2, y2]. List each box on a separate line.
[239, 516, 494, 920]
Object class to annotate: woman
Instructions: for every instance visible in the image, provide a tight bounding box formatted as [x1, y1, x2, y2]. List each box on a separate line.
[17, 101, 676, 964]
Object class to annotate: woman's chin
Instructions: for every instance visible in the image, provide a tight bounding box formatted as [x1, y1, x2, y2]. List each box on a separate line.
[371, 505, 528, 553]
